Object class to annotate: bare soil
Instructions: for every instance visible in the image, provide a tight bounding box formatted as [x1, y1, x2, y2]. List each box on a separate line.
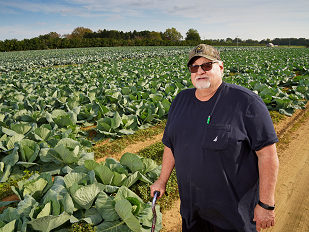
[2, 105, 309, 231]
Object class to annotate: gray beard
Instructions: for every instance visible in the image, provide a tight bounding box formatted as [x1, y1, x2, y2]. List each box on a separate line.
[195, 79, 211, 89]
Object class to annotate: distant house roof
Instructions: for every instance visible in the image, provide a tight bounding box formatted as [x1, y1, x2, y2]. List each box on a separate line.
[266, 43, 274, 47]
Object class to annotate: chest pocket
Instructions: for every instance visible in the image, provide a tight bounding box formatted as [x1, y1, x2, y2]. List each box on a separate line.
[203, 124, 230, 151]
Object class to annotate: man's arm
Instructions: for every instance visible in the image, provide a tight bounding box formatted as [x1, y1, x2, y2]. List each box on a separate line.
[150, 146, 175, 198]
[254, 143, 279, 231]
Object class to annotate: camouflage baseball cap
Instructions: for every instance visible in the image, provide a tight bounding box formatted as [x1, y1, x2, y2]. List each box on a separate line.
[187, 44, 221, 66]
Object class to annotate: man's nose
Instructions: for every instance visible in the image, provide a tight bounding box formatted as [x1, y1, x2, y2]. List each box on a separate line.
[197, 65, 205, 74]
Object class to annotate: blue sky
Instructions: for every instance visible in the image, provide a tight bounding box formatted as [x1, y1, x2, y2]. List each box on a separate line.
[0, 0, 308, 41]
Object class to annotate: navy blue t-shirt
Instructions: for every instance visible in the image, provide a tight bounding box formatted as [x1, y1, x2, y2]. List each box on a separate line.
[162, 82, 278, 232]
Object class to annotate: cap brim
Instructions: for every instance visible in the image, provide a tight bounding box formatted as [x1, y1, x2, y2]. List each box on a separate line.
[187, 54, 217, 66]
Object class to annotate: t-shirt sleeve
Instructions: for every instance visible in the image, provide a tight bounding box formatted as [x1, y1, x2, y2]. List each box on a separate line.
[162, 119, 171, 148]
[244, 96, 279, 151]
[161, 90, 184, 150]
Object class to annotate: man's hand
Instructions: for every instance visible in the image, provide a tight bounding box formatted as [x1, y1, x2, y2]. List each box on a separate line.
[150, 179, 166, 198]
[253, 204, 275, 231]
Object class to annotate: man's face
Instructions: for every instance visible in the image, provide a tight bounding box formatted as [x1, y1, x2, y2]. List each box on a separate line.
[190, 57, 224, 90]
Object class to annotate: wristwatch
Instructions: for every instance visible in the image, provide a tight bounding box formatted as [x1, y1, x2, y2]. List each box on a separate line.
[258, 200, 275, 210]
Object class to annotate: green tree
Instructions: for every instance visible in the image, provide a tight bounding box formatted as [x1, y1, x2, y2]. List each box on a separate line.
[185, 28, 201, 41]
[149, 31, 162, 40]
[71, 27, 93, 39]
[164, 28, 183, 42]
[39, 32, 61, 40]
[48, 32, 61, 38]
[226, 38, 233, 43]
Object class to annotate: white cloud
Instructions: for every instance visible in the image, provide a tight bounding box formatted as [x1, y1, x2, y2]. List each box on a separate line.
[0, 0, 65, 13]
[0, 25, 49, 40]
[129, 0, 154, 7]
[0, 7, 18, 14]
[106, 14, 125, 21]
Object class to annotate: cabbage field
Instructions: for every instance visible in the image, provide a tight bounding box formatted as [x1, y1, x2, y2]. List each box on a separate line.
[0, 46, 309, 231]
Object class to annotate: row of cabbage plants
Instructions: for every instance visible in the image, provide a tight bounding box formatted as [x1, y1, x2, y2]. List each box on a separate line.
[0, 46, 191, 73]
[222, 47, 309, 116]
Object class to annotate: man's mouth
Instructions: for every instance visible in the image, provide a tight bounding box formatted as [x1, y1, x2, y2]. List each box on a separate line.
[196, 76, 209, 81]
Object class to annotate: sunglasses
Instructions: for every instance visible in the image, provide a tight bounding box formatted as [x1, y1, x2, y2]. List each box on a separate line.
[188, 61, 219, 73]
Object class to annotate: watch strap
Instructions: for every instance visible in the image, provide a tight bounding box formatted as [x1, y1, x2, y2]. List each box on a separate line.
[258, 200, 275, 210]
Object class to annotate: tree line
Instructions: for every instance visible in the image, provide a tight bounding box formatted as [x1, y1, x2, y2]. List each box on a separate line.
[1, 27, 308, 52]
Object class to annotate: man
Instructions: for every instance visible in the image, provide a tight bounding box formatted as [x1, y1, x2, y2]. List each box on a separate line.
[150, 44, 279, 232]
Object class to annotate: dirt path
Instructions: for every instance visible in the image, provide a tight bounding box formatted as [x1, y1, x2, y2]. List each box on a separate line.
[95, 133, 164, 163]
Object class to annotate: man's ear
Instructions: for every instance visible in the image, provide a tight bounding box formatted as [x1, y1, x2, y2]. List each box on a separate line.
[219, 61, 224, 73]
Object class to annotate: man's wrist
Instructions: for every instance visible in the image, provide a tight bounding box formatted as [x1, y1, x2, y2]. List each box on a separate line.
[258, 200, 275, 210]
